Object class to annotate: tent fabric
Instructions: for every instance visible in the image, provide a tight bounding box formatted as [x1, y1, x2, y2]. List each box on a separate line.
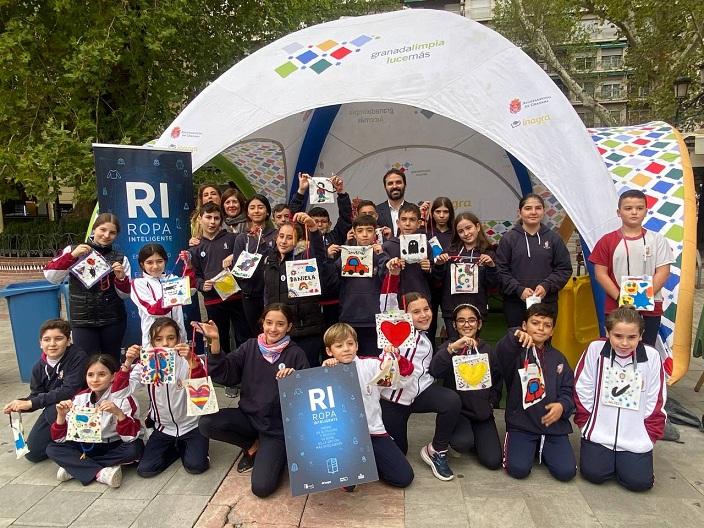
[154, 8, 620, 248]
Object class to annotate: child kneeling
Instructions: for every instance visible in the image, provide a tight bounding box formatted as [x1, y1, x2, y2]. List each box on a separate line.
[495, 303, 576, 482]
[574, 306, 666, 491]
[322, 323, 414, 488]
[47, 355, 144, 488]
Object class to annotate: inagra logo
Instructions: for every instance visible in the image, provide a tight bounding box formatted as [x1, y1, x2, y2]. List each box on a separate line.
[170, 127, 181, 139]
[509, 99, 522, 114]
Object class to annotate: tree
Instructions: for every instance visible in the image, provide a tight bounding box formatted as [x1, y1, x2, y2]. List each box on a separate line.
[493, 0, 704, 128]
[0, 0, 399, 207]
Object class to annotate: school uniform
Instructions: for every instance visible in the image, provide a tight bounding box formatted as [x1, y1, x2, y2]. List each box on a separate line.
[232, 226, 277, 337]
[189, 229, 246, 353]
[432, 246, 499, 341]
[495, 330, 576, 481]
[198, 338, 309, 498]
[111, 355, 210, 476]
[46, 388, 144, 485]
[382, 237, 432, 303]
[426, 228, 452, 344]
[574, 340, 666, 491]
[351, 356, 414, 487]
[380, 332, 461, 454]
[130, 271, 195, 346]
[429, 341, 502, 469]
[337, 250, 391, 357]
[495, 224, 572, 327]
[588, 228, 674, 347]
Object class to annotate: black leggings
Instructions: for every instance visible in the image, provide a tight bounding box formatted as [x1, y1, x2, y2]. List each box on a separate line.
[199, 407, 286, 498]
[72, 320, 126, 363]
[380, 384, 461, 454]
[205, 298, 250, 355]
[450, 415, 502, 470]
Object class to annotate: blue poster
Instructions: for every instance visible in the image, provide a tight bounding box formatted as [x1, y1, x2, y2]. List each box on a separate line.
[279, 364, 378, 496]
[93, 145, 194, 345]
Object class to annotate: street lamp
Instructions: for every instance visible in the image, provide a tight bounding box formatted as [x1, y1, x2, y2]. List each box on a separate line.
[674, 77, 692, 100]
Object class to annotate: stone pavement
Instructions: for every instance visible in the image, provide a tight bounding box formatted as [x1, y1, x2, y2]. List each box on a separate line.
[0, 295, 703, 527]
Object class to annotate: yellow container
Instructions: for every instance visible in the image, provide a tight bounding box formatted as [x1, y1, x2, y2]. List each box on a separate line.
[552, 275, 600, 368]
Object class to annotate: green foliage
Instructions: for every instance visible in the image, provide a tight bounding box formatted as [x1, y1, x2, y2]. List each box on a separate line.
[2, 217, 89, 236]
[0, 0, 400, 205]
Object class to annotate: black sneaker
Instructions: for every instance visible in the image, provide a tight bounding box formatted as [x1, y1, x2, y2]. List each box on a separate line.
[342, 485, 356, 492]
[420, 445, 454, 481]
[225, 386, 239, 398]
[236, 449, 255, 473]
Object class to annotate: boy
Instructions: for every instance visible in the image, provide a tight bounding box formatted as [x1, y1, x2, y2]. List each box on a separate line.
[589, 189, 674, 348]
[495, 303, 576, 481]
[322, 323, 414, 489]
[189, 202, 243, 354]
[384, 202, 432, 303]
[337, 214, 390, 356]
[272, 204, 291, 228]
[2, 319, 87, 462]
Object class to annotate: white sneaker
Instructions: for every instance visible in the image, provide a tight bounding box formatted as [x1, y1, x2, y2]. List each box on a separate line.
[96, 466, 122, 488]
[56, 467, 73, 482]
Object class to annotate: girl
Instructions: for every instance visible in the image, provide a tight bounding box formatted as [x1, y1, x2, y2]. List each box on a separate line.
[262, 212, 330, 367]
[222, 187, 248, 235]
[46, 354, 143, 488]
[574, 306, 666, 491]
[433, 212, 498, 341]
[429, 304, 502, 470]
[44, 213, 131, 362]
[112, 317, 210, 477]
[379, 292, 461, 482]
[197, 304, 308, 498]
[131, 243, 194, 347]
[189, 183, 222, 246]
[495, 193, 572, 327]
[226, 194, 277, 339]
[426, 197, 455, 345]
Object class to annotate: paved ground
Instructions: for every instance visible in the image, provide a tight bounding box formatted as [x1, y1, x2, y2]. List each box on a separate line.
[0, 293, 703, 527]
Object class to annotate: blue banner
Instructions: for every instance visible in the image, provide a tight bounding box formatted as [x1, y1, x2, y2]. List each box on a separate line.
[93, 145, 194, 345]
[279, 364, 378, 496]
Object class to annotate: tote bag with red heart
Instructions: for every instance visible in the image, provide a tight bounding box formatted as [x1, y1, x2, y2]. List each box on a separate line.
[375, 312, 416, 350]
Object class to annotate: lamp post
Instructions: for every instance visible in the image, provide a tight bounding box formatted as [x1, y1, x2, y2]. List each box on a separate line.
[673, 64, 704, 128]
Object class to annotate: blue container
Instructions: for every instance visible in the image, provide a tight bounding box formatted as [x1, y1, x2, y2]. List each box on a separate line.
[0, 280, 62, 383]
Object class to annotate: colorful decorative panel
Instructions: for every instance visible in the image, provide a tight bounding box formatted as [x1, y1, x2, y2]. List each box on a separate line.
[220, 140, 288, 206]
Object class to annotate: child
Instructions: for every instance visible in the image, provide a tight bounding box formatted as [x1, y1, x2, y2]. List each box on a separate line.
[3, 319, 87, 462]
[588, 189, 674, 347]
[44, 213, 131, 363]
[131, 243, 194, 347]
[425, 197, 454, 344]
[380, 292, 461, 481]
[46, 354, 144, 488]
[429, 304, 502, 470]
[272, 204, 292, 228]
[322, 323, 414, 488]
[222, 187, 248, 235]
[495, 303, 576, 481]
[112, 317, 210, 477]
[384, 202, 432, 303]
[189, 183, 222, 246]
[574, 306, 666, 491]
[433, 212, 498, 341]
[197, 305, 308, 497]
[189, 202, 246, 354]
[228, 194, 277, 339]
[495, 193, 572, 327]
[262, 212, 330, 367]
[337, 214, 390, 357]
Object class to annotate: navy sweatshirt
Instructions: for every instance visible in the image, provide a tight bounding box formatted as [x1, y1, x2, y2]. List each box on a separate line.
[26, 345, 88, 411]
[432, 247, 499, 319]
[208, 338, 309, 435]
[383, 237, 431, 300]
[495, 223, 572, 304]
[430, 340, 500, 422]
[231, 226, 277, 297]
[494, 329, 574, 436]
[189, 229, 238, 304]
[337, 250, 390, 327]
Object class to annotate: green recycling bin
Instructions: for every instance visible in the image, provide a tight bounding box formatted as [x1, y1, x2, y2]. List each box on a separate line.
[0, 280, 62, 383]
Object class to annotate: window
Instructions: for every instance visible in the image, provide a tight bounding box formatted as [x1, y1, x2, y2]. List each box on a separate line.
[600, 82, 622, 100]
[577, 111, 595, 128]
[575, 55, 596, 71]
[579, 81, 595, 97]
[601, 54, 623, 70]
[609, 109, 623, 124]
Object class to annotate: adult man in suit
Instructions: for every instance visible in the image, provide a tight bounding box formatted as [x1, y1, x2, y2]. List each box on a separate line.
[376, 168, 407, 236]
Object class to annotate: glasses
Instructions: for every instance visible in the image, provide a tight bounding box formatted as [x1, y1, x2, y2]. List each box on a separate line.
[455, 318, 478, 326]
